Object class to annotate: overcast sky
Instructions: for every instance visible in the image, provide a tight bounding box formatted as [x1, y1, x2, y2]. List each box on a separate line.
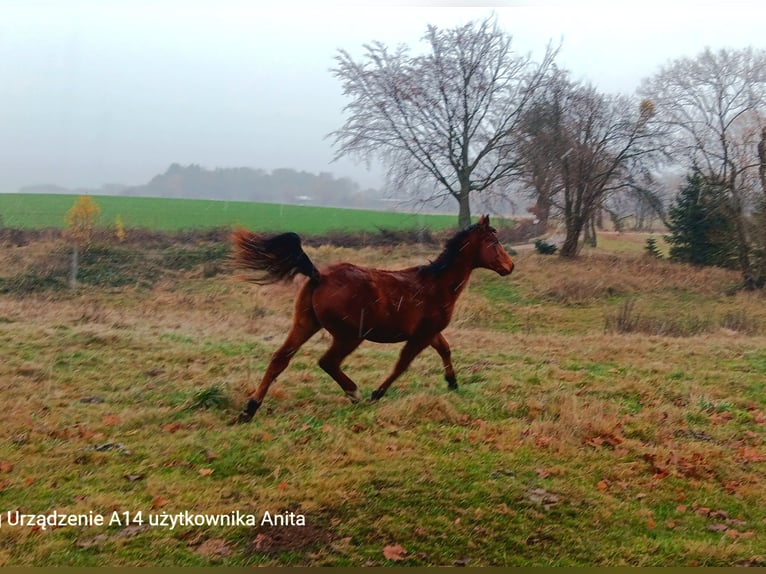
[2, 1, 764, 193]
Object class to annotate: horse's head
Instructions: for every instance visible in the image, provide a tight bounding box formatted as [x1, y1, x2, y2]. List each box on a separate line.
[473, 215, 514, 276]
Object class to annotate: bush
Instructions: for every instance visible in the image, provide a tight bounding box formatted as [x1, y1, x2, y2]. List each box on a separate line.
[534, 239, 558, 255]
[644, 237, 663, 259]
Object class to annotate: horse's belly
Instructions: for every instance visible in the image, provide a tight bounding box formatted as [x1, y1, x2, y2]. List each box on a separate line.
[364, 328, 410, 344]
[316, 307, 414, 343]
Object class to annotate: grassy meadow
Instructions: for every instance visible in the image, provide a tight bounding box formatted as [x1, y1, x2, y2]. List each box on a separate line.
[0, 223, 765, 566]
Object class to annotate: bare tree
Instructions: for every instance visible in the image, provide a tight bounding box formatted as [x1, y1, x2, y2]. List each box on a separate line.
[519, 73, 664, 256]
[640, 47, 766, 288]
[329, 16, 557, 228]
[517, 66, 570, 231]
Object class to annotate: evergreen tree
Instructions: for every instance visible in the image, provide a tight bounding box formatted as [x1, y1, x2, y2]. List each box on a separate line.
[665, 169, 737, 268]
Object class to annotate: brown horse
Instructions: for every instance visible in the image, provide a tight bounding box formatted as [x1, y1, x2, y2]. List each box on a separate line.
[231, 215, 514, 422]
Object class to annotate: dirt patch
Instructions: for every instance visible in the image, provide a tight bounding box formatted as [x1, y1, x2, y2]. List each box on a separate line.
[249, 522, 333, 555]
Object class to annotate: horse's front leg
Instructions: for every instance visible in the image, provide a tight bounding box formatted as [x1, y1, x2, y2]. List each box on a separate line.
[430, 332, 457, 390]
[236, 296, 320, 423]
[371, 337, 431, 401]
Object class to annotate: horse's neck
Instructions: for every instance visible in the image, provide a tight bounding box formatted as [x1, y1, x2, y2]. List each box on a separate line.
[437, 248, 476, 300]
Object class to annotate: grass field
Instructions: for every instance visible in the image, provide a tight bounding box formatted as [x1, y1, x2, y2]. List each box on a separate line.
[0, 193, 460, 233]
[0, 230, 765, 566]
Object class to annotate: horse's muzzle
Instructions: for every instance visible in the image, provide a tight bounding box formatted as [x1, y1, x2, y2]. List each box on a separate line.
[497, 261, 514, 276]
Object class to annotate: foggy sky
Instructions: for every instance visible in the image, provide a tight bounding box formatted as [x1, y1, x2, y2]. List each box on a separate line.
[2, 1, 764, 194]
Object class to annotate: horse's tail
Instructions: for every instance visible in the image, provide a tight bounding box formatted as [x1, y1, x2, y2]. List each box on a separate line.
[230, 229, 320, 285]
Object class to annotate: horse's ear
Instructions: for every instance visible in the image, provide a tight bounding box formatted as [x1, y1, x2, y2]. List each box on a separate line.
[478, 214, 490, 228]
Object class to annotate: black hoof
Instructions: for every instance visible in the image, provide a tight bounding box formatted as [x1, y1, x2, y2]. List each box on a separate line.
[370, 389, 385, 402]
[235, 398, 261, 424]
[447, 378, 458, 390]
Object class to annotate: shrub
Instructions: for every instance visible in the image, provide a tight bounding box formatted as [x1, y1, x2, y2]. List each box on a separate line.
[534, 239, 558, 255]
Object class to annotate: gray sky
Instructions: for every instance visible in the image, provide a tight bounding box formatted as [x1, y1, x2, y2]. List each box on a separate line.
[2, 0, 764, 193]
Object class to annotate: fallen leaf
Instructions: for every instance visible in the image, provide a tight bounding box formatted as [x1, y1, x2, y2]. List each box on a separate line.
[151, 496, 169, 509]
[383, 544, 407, 562]
[103, 415, 120, 426]
[597, 480, 609, 491]
[253, 532, 271, 550]
[124, 474, 144, 482]
[162, 422, 182, 433]
[0, 462, 13, 473]
[196, 538, 231, 558]
[737, 447, 766, 463]
[199, 468, 214, 476]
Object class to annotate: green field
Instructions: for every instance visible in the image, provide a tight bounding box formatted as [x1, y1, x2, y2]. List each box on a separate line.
[0, 193, 460, 233]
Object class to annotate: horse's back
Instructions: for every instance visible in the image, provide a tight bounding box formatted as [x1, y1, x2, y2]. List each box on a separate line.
[311, 263, 427, 342]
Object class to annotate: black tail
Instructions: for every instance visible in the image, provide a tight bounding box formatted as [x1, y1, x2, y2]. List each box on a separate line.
[230, 229, 320, 285]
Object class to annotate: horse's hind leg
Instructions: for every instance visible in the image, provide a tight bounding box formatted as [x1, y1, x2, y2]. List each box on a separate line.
[370, 337, 431, 401]
[238, 292, 320, 423]
[431, 333, 457, 390]
[318, 336, 363, 402]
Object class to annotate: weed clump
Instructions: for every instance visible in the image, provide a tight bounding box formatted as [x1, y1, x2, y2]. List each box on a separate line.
[186, 385, 229, 410]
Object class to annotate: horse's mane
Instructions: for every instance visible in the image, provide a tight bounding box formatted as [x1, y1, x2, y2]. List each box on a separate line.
[418, 224, 478, 276]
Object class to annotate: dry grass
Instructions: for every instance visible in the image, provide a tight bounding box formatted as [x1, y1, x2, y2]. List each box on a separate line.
[0, 234, 765, 566]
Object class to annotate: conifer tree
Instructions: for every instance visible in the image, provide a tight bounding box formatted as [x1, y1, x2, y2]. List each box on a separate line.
[665, 170, 737, 268]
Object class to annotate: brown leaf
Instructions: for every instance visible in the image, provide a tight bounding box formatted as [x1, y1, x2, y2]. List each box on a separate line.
[253, 532, 271, 550]
[0, 462, 13, 473]
[596, 479, 609, 491]
[124, 474, 144, 482]
[383, 544, 407, 562]
[162, 422, 182, 433]
[151, 496, 169, 509]
[737, 447, 766, 463]
[535, 468, 551, 479]
[196, 538, 231, 558]
[198, 468, 214, 476]
[102, 415, 120, 426]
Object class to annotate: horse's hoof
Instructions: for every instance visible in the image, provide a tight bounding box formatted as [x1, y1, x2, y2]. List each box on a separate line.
[234, 398, 261, 423]
[447, 380, 458, 391]
[233, 412, 252, 425]
[346, 389, 361, 403]
[370, 389, 385, 402]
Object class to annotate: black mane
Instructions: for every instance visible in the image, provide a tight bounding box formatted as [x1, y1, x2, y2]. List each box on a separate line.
[418, 224, 478, 276]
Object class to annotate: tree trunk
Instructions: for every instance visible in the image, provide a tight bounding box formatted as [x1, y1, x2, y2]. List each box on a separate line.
[584, 213, 597, 248]
[70, 244, 79, 289]
[532, 195, 551, 233]
[727, 174, 756, 290]
[457, 189, 472, 229]
[560, 218, 583, 257]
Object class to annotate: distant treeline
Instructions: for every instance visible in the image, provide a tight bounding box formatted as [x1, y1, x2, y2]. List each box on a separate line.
[20, 164, 388, 209]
